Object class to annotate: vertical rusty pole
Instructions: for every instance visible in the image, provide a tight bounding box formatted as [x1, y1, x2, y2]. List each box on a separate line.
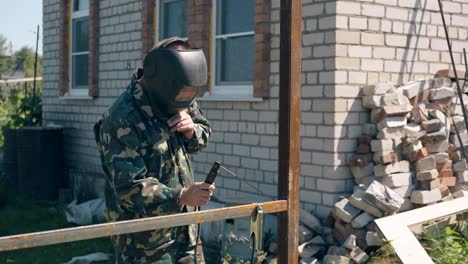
[278, 0, 301, 263]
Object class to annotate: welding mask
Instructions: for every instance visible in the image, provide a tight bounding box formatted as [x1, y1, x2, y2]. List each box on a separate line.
[142, 47, 207, 115]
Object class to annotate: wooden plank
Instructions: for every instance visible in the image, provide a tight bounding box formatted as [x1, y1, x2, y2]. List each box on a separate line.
[0, 200, 287, 252]
[278, 0, 302, 263]
[375, 197, 468, 264]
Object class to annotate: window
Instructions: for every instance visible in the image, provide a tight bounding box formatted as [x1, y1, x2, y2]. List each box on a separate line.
[212, 0, 255, 96]
[157, 0, 188, 41]
[70, 0, 89, 95]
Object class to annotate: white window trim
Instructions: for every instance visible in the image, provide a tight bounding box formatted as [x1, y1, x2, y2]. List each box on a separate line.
[155, 0, 188, 42]
[210, 0, 254, 97]
[69, 0, 89, 96]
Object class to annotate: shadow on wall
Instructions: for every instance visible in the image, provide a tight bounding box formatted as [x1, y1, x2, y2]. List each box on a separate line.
[398, 0, 428, 85]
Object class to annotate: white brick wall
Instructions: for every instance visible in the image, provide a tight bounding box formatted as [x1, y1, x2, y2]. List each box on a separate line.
[42, 0, 468, 219]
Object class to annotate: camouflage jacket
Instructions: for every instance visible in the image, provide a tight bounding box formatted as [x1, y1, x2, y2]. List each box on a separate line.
[94, 71, 211, 263]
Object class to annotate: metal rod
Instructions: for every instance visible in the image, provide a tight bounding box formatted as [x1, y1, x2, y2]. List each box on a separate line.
[438, 0, 468, 156]
[462, 48, 468, 90]
[0, 200, 287, 252]
[31, 25, 39, 126]
[278, 0, 302, 262]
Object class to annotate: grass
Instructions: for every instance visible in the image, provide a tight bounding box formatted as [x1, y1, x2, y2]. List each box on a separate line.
[421, 220, 468, 264]
[366, 241, 402, 264]
[0, 174, 114, 264]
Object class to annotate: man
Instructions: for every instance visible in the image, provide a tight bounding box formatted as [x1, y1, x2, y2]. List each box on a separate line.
[94, 37, 214, 263]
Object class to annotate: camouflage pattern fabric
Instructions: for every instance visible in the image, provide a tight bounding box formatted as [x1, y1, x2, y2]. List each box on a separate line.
[94, 70, 211, 263]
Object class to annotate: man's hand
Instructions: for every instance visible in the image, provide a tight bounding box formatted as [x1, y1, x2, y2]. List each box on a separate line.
[178, 182, 215, 207]
[167, 110, 195, 139]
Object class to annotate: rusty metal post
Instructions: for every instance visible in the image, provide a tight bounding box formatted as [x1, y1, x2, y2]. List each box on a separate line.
[278, 0, 302, 263]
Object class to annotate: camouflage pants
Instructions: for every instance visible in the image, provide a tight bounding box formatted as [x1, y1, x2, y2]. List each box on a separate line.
[113, 228, 205, 264]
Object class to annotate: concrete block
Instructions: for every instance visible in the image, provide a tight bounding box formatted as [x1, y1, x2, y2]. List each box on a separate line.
[409, 89, 431, 106]
[416, 156, 436, 172]
[450, 131, 468, 147]
[453, 160, 467, 172]
[428, 97, 452, 113]
[365, 181, 404, 214]
[397, 198, 415, 212]
[382, 92, 411, 107]
[418, 178, 441, 190]
[402, 140, 423, 153]
[422, 119, 443, 133]
[439, 176, 457, 187]
[430, 87, 455, 100]
[426, 140, 449, 154]
[416, 169, 439, 181]
[404, 123, 424, 133]
[410, 189, 442, 204]
[356, 175, 377, 188]
[432, 77, 451, 89]
[349, 247, 369, 264]
[374, 161, 410, 177]
[349, 187, 384, 218]
[377, 127, 406, 140]
[432, 152, 450, 164]
[412, 104, 429, 124]
[391, 185, 414, 198]
[429, 109, 451, 133]
[334, 198, 361, 223]
[373, 151, 399, 164]
[401, 78, 430, 99]
[363, 95, 383, 109]
[436, 159, 452, 172]
[342, 234, 357, 250]
[378, 116, 407, 129]
[422, 129, 448, 145]
[371, 139, 394, 152]
[379, 172, 413, 187]
[439, 169, 453, 178]
[453, 190, 468, 198]
[327, 246, 349, 256]
[351, 163, 374, 180]
[365, 231, 382, 246]
[351, 212, 375, 229]
[383, 104, 412, 116]
[456, 170, 468, 183]
[362, 82, 394, 95]
[406, 147, 429, 162]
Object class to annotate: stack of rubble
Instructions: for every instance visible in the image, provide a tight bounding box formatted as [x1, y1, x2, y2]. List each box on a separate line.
[299, 76, 468, 263]
[297, 209, 372, 264]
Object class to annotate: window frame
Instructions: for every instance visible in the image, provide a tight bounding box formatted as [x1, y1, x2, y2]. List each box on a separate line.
[155, 0, 189, 42]
[210, 0, 255, 97]
[69, 0, 90, 96]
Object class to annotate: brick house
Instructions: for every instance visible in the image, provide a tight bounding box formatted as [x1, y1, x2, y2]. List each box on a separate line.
[42, 0, 468, 219]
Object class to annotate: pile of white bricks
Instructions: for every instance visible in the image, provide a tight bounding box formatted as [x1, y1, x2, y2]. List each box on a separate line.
[302, 76, 468, 263]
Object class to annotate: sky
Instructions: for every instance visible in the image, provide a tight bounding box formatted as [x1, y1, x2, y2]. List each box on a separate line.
[0, 0, 43, 54]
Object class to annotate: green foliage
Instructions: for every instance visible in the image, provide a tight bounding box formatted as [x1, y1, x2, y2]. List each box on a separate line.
[422, 221, 468, 264]
[14, 46, 42, 78]
[0, 190, 114, 264]
[0, 83, 42, 151]
[0, 34, 13, 78]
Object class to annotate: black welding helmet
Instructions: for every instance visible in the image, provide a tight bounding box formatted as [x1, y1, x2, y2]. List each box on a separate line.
[143, 45, 207, 113]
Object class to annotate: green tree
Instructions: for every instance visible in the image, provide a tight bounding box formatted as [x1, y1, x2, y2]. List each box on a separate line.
[13, 46, 42, 78]
[0, 34, 13, 78]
